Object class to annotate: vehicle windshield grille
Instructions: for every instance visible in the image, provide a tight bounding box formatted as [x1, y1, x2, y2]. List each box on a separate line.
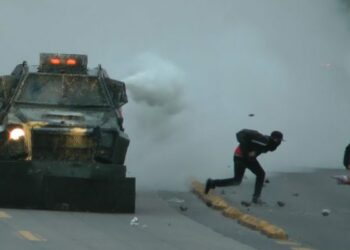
[31, 130, 95, 161]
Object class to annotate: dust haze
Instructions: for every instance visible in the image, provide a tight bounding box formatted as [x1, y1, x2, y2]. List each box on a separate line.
[1, 0, 350, 190]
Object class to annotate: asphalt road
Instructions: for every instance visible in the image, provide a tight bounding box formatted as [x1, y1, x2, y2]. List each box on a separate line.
[0, 168, 349, 250]
[0, 192, 255, 250]
[161, 168, 350, 250]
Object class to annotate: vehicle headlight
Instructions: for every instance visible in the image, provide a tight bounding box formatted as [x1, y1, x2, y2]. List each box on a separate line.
[9, 128, 25, 140]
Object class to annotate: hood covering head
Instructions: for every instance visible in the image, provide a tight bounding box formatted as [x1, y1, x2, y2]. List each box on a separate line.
[270, 131, 284, 141]
[268, 131, 284, 151]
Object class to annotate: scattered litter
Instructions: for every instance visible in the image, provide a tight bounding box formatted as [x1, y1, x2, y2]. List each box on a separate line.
[332, 175, 350, 184]
[248, 113, 255, 117]
[277, 201, 285, 207]
[141, 224, 148, 228]
[293, 193, 299, 197]
[265, 179, 270, 184]
[168, 198, 185, 203]
[206, 201, 213, 207]
[130, 217, 139, 226]
[179, 205, 188, 212]
[322, 209, 331, 216]
[241, 201, 251, 207]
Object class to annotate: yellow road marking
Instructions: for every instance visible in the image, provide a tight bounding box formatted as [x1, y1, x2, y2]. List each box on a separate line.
[0, 211, 11, 219]
[18, 231, 47, 242]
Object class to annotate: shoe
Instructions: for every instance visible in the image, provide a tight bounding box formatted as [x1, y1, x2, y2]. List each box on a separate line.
[204, 179, 214, 194]
[252, 196, 265, 205]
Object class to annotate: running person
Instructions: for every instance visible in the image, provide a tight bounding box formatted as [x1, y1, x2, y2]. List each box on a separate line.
[205, 129, 284, 204]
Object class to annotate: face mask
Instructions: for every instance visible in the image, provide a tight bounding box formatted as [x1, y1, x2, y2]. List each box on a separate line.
[268, 138, 281, 151]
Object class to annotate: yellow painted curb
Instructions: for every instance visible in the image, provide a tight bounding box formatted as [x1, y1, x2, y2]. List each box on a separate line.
[210, 196, 229, 210]
[191, 181, 207, 200]
[261, 224, 288, 240]
[191, 181, 229, 210]
[238, 214, 261, 230]
[222, 207, 243, 219]
[237, 214, 288, 239]
[191, 180, 288, 240]
[18, 230, 47, 242]
[0, 211, 11, 219]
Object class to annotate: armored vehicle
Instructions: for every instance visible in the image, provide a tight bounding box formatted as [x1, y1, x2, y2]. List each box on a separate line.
[0, 53, 135, 213]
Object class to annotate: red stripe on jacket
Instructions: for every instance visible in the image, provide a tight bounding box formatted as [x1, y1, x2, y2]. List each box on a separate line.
[234, 146, 243, 157]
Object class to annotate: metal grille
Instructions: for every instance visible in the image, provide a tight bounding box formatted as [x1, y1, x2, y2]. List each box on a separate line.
[31, 130, 95, 161]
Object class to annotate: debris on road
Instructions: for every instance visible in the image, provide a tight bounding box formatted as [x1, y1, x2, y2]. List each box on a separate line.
[130, 217, 139, 226]
[277, 201, 285, 207]
[265, 178, 270, 184]
[241, 201, 251, 207]
[168, 197, 185, 203]
[322, 209, 330, 216]
[179, 205, 188, 212]
[293, 193, 299, 197]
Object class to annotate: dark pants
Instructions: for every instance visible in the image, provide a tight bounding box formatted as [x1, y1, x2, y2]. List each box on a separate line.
[212, 156, 265, 198]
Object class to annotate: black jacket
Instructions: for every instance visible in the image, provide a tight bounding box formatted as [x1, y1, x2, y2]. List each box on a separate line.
[236, 129, 280, 158]
[343, 144, 350, 168]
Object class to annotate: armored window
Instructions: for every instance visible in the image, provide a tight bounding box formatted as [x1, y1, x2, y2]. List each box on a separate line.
[16, 73, 108, 107]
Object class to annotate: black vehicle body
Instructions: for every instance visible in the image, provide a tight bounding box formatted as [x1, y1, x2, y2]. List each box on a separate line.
[0, 53, 135, 213]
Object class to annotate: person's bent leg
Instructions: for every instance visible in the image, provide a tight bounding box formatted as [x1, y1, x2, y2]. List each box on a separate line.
[247, 159, 265, 203]
[205, 156, 246, 194]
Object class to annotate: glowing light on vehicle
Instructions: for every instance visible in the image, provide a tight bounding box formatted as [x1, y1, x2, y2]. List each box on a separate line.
[50, 58, 61, 65]
[66, 58, 77, 66]
[9, 128, 25, 140]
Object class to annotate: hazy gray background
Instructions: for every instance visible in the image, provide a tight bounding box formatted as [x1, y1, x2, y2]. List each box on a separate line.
[1, 0, 350, 190]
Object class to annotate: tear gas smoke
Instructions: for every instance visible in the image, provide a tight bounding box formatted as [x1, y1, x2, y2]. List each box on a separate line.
[123, 54, 185, 117]
[122, 54, 186, 142]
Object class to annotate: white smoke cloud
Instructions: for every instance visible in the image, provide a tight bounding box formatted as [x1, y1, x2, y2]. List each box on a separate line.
[124, 53, 185, 116]
[121, 53, 186, 142]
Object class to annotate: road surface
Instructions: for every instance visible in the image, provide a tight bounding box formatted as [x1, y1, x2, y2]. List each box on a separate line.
[0, 168, 349, 250]
[162, 168, 350, 250]
[0, 192, 255, 250]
